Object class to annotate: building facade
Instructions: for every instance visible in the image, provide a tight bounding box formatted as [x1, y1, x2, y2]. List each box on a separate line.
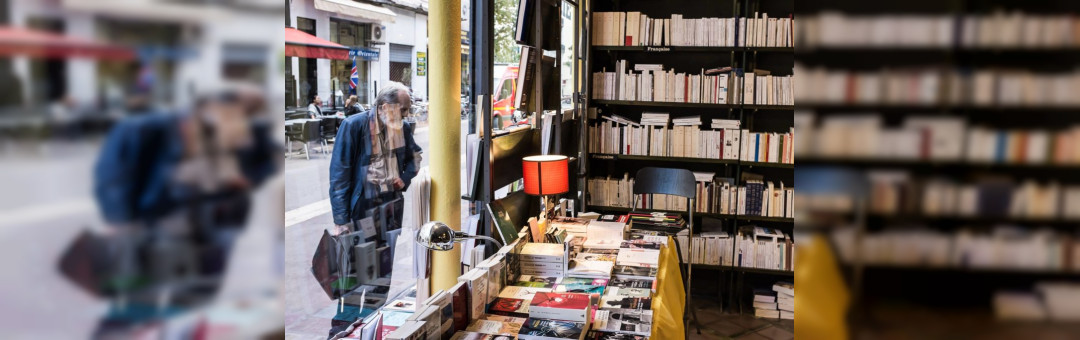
[4, 0, 283, 111]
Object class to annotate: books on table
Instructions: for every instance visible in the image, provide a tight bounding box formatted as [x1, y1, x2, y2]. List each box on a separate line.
[529, 292, 593, 322]
[593, 309, 653, 336]
[566, 259, 615, 279]
[599, 287, 653, 311]
[516, 318, 588, 340]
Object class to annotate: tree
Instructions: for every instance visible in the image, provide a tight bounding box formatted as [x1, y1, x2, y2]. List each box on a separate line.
[493, 0, 520, 64]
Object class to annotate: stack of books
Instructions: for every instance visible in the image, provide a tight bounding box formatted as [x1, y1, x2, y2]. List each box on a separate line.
[775, 282, 794, 320]
[520, 243, 568, 277]
[640, 112, 669, 126]
[735, 226, 794, 271]
[752, 288, 780, 319]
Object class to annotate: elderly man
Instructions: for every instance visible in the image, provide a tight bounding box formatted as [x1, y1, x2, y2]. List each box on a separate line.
[329, 82, 421, 238]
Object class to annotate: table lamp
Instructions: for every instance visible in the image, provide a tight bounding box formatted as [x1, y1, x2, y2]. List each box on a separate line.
[522, 155, 569, 219]
[416, 221, 503, 251]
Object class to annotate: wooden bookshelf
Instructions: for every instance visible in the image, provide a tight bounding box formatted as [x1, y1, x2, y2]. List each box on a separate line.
[681, 263, 796, 275]
[588, 205, 795, 223]
[593, 99, 795, 111]
[593, 46, 795, 53]
[589, 153, 794, 169]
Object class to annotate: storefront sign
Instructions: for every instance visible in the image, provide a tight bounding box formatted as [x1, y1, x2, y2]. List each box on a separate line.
[416, 52, 427, 76]
[350, 48, 380, 61]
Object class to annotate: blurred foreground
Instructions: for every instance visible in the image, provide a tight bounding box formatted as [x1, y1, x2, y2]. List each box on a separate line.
[0, 0, 285, 339]
[797, 0, 1080, 339]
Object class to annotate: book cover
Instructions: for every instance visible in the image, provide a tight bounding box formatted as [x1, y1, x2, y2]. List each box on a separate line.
[600, 288, 652, 311]
[488, 200, 521, 246]
[612, 265, 658, 280]
[567, 259, 615, 279]
[465, 319, 524, 336]
[560, 277, 609, 286]
[490, 297, 531, 318]
[517, 318, 587, 340]
[615, 248, 660, 268]
[529, 292, 593, 322]
[594, 332, 649, 340]
[513, 275, 560, 288]
[451, 281, 470, 334]
[448, 331, 507, 340]
[593, 309, 653, 336]
[499, 285, 552, 300]
[555, 283, 606, 295]
[383, 298, 418, 312]
[521, 243, 566, 262]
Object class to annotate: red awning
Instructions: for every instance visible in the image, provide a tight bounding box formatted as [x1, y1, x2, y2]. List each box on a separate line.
[0, 26, 134, 60]
[285, 27, 350, 60]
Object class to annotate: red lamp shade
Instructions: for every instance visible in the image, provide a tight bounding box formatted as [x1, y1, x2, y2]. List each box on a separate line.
[522, 155, 569, 196]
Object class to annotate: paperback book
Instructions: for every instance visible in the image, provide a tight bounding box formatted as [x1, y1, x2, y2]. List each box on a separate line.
[517, 318, 588, 340]
[529, 292, 593, 322]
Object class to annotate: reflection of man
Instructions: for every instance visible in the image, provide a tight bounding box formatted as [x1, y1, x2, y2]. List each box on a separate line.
[329, 82, 421, 238]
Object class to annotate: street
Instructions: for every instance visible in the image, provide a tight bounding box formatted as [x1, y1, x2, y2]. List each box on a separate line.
[283, 118, 470, 340]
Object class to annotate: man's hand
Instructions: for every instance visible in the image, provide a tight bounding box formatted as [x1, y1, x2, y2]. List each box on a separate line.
[392, 178, 404, 190]
[331, 224, 350, 236]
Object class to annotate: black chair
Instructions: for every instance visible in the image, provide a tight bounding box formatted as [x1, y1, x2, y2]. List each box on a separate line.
[631, 167, 702, 336]
[290, 120, 321, 160]
[319, 118, 338, 153]
[285, 122, 304, 157]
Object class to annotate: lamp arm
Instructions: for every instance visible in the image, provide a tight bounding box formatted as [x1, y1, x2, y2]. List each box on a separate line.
[454, 232, 504, 249]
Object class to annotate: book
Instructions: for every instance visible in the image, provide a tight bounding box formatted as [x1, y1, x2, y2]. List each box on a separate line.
[384, 320, 425, 340]
[754, 308, 780, 319]
[499, 285, 553, 300]
[566, 259, 615, 279]
[529, 292, 593, 322]
[608, 278, 657, 293]
[583, 221, 626, 249]
[380, 310, 415, 339]
[593, 333, 649, 340]
[773, 282, 794, 297]
[465, 319, 524, 336]
[517, 318, 588, 340]
[450, 281, 471, 335]
[615, 248, 660, 268]
[513, 275, 561, 288]
[462, 268, 490, 320]
[612, 265, 657, 280]
[488, 200, 521, 246]
[554, 283, 606, 295]
[600, 287, 652, 311]
[592, 309, 653, 336]
[449, 332, 507, 340]
[560, 277, 609, 286]
[490, 297, 532, 318]
[384, 298, 418, 312]
[521, 243, 566, 262]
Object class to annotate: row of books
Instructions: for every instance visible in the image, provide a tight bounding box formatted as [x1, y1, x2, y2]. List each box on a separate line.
[675, 226, 796, 272]
[588, 115, 795, 164]
[865, 172, 1080, 221]
[753, 282, 794, 320]
[592, 12, 794, 47]
[832, 226, 1080, 272]
[801, 12, 1080, 49]
[994, 283, 1080, 322]
[592, 61, 794, 105]
[798, 113, 1080, 165]
[795, 64, 1080, 107]
[586, 173, 795, 218]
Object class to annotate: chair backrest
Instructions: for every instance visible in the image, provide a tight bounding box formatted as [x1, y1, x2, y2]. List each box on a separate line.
[319, 117, 336, 136]
[633, 167, 696, 199]
[302, 120, 321, 142]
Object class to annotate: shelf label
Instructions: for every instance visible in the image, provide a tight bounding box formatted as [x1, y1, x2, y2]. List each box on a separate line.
[645, 47, 671, 52]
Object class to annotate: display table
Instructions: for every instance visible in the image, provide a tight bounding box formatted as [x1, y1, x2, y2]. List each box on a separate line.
[649, 235, 687, 339]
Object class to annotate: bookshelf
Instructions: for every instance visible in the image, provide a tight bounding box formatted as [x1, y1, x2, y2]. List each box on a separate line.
[583, 0, 795, 316]
[799, 0, 1080, 331]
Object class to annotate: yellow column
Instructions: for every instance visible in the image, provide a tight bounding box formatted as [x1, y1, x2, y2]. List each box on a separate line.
[428, 0, 462, 294]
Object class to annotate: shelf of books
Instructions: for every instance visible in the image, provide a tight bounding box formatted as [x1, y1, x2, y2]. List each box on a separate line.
[799, 0, 1080, 329]
[583, 0, 794, 319]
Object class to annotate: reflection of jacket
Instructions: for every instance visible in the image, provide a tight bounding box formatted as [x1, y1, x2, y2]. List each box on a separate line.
[94, 112, 184, 224]
[93, 112, 281, 225]
[329, 109, 421, 226]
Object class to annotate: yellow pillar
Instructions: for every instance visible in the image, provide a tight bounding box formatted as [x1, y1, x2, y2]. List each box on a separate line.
[428, 0, 462, 294]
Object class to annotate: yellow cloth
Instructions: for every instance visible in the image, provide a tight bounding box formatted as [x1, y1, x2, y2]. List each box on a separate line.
[649, 236, 686, 339]
[796, 234, 849, 340]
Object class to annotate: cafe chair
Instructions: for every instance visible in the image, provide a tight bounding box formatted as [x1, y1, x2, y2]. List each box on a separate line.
[319, 117, 337, 153]
[631, 167, 702, 336]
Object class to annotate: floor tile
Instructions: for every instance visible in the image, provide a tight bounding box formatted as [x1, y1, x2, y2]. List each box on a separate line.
[755, 325, 794, 340]
[725, 314, 768, 330]
[703, 320, 751, 338]
[734, 331, 772, 340]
